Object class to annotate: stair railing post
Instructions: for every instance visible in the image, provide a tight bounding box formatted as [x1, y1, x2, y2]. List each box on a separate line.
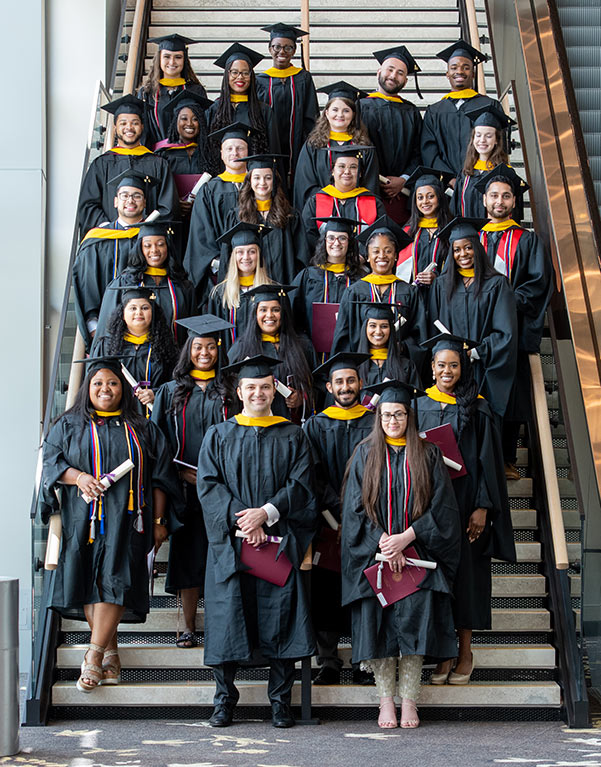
[301, 0, 310, 70]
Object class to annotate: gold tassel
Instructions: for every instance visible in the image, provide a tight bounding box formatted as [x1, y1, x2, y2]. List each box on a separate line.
[128, 489, 135, 511]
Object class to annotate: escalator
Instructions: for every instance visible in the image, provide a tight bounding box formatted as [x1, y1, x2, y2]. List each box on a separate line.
[24, 0, 593, 727]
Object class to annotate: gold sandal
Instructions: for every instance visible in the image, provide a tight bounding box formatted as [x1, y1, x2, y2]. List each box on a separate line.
[76, 643, 104, 693]
[101, 648, 121, 685]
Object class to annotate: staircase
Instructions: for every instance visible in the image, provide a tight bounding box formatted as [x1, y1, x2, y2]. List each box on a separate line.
[45, 0, 581, 721]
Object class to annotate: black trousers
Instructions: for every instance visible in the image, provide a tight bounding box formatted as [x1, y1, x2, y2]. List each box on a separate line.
[212, 659, 296, 706]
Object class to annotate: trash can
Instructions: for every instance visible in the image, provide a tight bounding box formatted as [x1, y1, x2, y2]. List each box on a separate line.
[0, 577, 19, 756]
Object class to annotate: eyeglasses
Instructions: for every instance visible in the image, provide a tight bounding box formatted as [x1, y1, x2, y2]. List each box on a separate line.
[229, 69, 251, 78]
[326, 234, 349, 243]
[271, 44, 295, 53]
[117, 192, 144, 202]
[380, 412, 408, 422]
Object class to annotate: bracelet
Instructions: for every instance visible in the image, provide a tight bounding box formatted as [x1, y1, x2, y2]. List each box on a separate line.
[75, 472, 85, 495]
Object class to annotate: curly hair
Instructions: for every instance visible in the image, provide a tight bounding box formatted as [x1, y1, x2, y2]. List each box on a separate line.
[169, 334, 229, 413]
[306, 97, 372, 149]
[165, 102, 215, 174]
[237, 169, 292, 230]
[105, 300, 178, 375]
[443, 234, 496, 301]
[356, 317, 410, 382]
[140, 49, 203, 95]
[309, 229, 364, 281]
[462, 127, 508, 176]
[126, 236, 190, 284]
[432, 346, 480, 439]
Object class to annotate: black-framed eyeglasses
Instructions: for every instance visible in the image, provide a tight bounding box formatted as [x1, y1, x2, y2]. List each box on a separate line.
[380, 412, 408, 422]
[271, 44, 295, 53]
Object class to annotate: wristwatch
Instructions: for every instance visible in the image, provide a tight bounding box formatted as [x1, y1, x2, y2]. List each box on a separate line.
[154, 517, 168, 526]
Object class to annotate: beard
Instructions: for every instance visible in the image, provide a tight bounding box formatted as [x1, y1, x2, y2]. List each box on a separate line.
[378, 73, 403, 95]
[333, 389, 359, 408]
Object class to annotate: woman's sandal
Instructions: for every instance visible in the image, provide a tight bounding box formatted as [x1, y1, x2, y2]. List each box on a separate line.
[176, 631, 198, 649]
[76, 643, 105, 693]
[378, 697, 398, 729]
[101, 648, 121, 685]
[430, 659, 455, 685]
[400, 698, 420, 729]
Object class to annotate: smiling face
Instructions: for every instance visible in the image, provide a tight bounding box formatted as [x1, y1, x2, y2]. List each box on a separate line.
[432, 349, 461, 393]
[228, 58, 251, 93]
[452, 237, 475, 271]
[221, 138, 248, 173]
[190, 336, 218, 371]
[89, 368, 123, 412]
[326, 367, 361, 408]
[332, 156, 359, 191]
[114, 185, 146, 221]
[160, 49, 185, 79]
[377, 57, 408, 95]
[484, 180, 515, 220]
[250, 168, 273, 200]
[234, 244, 259, 275]
[325, 230, 349, 262]
[446, 55, 474, 91]
[367, 234, 397, 275]
[141, 235, 168, 269]
[237, 375, 276, 416]
[176, 107, 200, 142]
[415, 185, 439, 217]
[256, 300, 282, 335]
[114, 113, 143, 147]
[325, 98, 354, 133]
[366, 318, 391, 348]
[269, 36, 296, 69]
[473, 126, 497, 158]
[379, 402, 408, 439]
[123, 298, 152, 335]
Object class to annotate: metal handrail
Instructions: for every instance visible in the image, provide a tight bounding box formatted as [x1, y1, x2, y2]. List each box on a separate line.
[300, 0, 310, 70]
[459, 0, 487, 94]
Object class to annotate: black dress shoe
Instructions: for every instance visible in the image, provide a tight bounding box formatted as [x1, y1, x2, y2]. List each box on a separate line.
[209, 703, 234, 727]
[352, 668, 374, 685]
[313, 666, 341, 685]
[271, 701, 295, 728]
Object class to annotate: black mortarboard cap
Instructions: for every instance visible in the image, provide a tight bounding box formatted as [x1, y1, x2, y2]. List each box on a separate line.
[465, 104, 516, 131]
[352, 300, 398, 322]
[108, 284, 167, 303]
[473, 163, 530, 197]
[327, 144, 372, 163]
[313, 216, 359, 235]
[160, 89, 213, 128]
[372, 45, 423, 99]
[435, 216, 488, 242]
[363, 379, 427, 405]
[221, 354, 281, 380]
[313, 352, 371, 379]
[357, 215, 412, 250]
[213, 43, 263, 70]
[135, 219, 179, 239]
[239, 153, 288, 172]
[262, 22, 308, 41]
[317, 81, 369, 102]
[242, 283, 294, 304]
[404, 165, 454, 190]
[208, 121, 259, 144]
[75, 355, 125, 377]
[216, 221, 272, 248]
[175, 314, 234, 339]
[147, 33, 200, 52]
[109, 168, 157, 192]
[102, 94, 146, 119]
[437, 39, 488, 66]
[421, 332, 479, 356]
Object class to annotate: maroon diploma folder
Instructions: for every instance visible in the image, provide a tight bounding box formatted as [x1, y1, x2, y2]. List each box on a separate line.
[312, 303, 340, 354]
[363, 546, 427, 607]
[240, 539, 293, 587]
[312, 527, 341, 573]
[420, 423, 467, 480]
[174, 173, 202, 200]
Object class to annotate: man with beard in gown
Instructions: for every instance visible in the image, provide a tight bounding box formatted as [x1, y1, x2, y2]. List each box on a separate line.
[303, 353, 374, 685]
[197, 354, 318, 728]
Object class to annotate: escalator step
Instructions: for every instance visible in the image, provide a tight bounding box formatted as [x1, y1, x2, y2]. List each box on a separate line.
[568, 67, 601, 89]
[557, 7, 601, 25]
[561, 27, 601, 47]
[562, 46, 601, 66]
[569, 88, 601, 110]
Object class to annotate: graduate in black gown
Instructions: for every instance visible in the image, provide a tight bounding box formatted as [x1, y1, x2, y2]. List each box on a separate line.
[152, 315, 235, 648]
[41, 356, 183, 691]
[92, 286, 178, 417]
[360, 46, 423, 224]
[477, 165, 554, 476]
[256, 23, 319, 184]
[94, 221, 194, 346]
[138, 34, 208, 148]
[451, 105, 515, 219]
[77, 94, 180, 235]
[207, 222, 274, 353]
[293, 81, 380, 210]
[331, 216, 426, 363]
[356, 303, 422, 392]
[220, 153, 309, 284]
[197, 354, 318, 728]
[228, 284, 316, 423]
[303, 352, 374, 685]
[395, 166, 453, 290]
[418, 333, 515, 685]
[421, 40, 505, 180]
[429, 218, 518, 417]
[291, 216, 365, 340]
[341, 380, 461, 729]
[73, 169, 154, 350]
[301, 144, 386, 251]
[184, 122, 257, 304]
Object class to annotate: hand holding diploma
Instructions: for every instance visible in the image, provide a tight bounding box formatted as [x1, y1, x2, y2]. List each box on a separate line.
[77, 472, 106, 501]
[379, 528, 417, 573]
[235, 507, 269, 547]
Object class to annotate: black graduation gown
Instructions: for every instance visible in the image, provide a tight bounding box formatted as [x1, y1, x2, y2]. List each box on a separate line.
[72, 222, 140, 350]
[155, 143, 211, 176]
[398, 225, 449, 280]
[293, 141, 380, 211]
[205, 283, 255, 354]
[256, 68, 319, 178]
[341, 442, 461, 662]
[197, 417, 318, 664]
[41, 413, 183, 622]
[184, 176, 242, 304]
[331, 277, 428, 359]
[219, 207, 310, 284]
[428, 270, 518, 417]
[481, 226, 553, 421]
[418, 395, 516, 629]
[451, 169, 487, 218]
[361, 356, 422, 392]
[138, 82, 208, 148]
[227, 337, 317, 419]
[206, 98, 281, 156]
[93, 269, 195, 347]
[152, 379, 226, 594]
[359, 95, 422, 178]
[301, 189, 386, 251]
[291, 266, 363, 337]
[77, 148, 181, 235]
[421, 94, 504, 177]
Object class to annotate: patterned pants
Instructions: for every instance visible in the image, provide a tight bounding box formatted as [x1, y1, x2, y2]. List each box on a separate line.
[363, 655, 423, 701]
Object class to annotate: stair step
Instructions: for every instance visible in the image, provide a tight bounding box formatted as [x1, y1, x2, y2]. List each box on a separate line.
[570, 574, 581, 597]
[510, 508, 579, 529]
[150, 9, 459, 23]
[148, 24, 459, 41]
[50, 679, 561, 707]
